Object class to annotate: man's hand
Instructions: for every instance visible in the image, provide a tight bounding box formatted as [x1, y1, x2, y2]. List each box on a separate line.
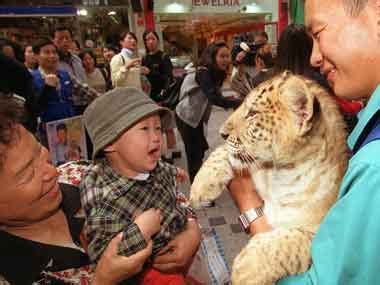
[92, 232, 153, 285]
[152, 220, 201, 273]
[228, 173, 272, 235]
[45, 74, 59, 87]
[134, 208, 162, 241]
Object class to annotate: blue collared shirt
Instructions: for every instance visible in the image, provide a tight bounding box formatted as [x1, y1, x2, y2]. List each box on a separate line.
[278, 86, 380, 285]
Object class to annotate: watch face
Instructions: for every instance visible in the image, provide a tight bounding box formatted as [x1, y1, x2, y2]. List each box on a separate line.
[238, 207, 264, 231]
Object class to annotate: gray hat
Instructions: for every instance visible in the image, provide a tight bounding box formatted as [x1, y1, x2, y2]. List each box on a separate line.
[83, 87, 172, 159]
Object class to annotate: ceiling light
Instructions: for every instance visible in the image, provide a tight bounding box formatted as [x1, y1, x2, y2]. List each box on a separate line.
[77, 8, 88, 16]
[108, 11, 116, 16]
[165, 2, 189, 13]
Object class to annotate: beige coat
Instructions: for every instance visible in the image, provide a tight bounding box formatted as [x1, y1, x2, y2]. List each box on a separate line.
[110, 52, 142, 89]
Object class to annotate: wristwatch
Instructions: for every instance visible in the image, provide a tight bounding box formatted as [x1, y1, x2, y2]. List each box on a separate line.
[238, 207, 264, 232]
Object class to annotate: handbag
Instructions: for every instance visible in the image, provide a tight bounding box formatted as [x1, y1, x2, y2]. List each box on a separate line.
[157, 74, 186, 110]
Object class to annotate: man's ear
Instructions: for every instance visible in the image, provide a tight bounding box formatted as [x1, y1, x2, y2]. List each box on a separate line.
[279, 75, 317, 136]
[104, 143, 116, 153]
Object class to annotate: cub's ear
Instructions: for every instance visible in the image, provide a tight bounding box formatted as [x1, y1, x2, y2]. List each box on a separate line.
[280, 76, 316, 136]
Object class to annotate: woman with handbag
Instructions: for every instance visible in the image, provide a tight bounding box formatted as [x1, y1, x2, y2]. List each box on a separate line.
[110, 31, 150, 94]
[142, 30, 180, 161]
[176, 42, 242, 183]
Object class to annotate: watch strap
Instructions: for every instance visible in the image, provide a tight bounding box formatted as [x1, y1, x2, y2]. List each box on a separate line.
[238, 207, 264, 231]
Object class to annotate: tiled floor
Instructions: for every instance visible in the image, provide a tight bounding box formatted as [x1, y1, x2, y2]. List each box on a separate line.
[174, 106, 250, 269]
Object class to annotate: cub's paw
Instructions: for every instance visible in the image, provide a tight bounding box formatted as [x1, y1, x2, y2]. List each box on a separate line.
[190, 145, 233, 208]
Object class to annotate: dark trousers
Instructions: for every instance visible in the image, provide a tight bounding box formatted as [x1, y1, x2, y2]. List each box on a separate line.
[175, 115, 208, 183]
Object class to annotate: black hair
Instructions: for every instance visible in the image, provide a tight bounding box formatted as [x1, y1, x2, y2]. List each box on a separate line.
[104, 44, 119, 53]
[0, 94, 25, 170]
[142, 30, 160, 52]
[256, 45, 274, 68]
[275, 24, 313, 75]
[119, 31, 137, 42]
[52, 25, 73, 38]
[56, 123, 67, 132]
[256, 31, 268, 41]
[198, 41, 228, 70]
[33, 38, 56, 54]
[79, 49, 96, 63]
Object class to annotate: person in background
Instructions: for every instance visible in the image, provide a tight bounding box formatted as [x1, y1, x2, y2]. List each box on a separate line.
[53, 26, 95, 114]
[52, 26, 87, 84]
[102, 44, 118, 89]
[24, 45, 37, 72]
[0, 94, 154, 285]
[103, 44, 118, 64]
[142, 30, 181, 161]
[31, 38, 98, 145]
[254, 30, 269, 45]
[79, 49, 110, 93]
[229, 1, 380, 284]
[0, 39, 16, 59]
[32, 39, 75, 125]
[70, 39, 81, 56]
[232, 43, 275, 97]
[110, 31, 149, 91]
[176, 42, 242, 183]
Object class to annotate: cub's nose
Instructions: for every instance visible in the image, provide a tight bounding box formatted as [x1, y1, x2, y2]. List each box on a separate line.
[220, 132, 229, 140]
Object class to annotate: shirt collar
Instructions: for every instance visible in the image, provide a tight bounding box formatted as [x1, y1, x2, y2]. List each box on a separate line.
[121, 48, 135, 58]
[348, 85, 380, 150]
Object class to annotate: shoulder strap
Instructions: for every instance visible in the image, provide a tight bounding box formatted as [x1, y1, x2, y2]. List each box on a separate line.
[120, 53, 125, 65]
[353, 112, 380, 154]
[99, 68, 108, 83]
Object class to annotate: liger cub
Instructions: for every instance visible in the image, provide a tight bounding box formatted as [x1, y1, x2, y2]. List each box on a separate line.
[190, 72, 348, 285]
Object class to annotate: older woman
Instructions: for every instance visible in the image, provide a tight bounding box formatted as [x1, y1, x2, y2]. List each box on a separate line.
[79, 49, 110, 93]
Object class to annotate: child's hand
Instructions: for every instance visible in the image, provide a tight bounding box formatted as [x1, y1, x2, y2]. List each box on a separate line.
[176, 167, 188, 184]
[134, 208, 162, 241]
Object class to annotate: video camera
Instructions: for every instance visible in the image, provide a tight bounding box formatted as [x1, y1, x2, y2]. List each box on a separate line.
[231, 42, 265, 66]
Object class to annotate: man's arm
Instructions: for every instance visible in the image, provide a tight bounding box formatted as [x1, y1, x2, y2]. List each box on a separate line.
[228, 175, 272, 235]
[92, 233, 153, 285]
[152, 219, 201, 272]
[71, 74, 99, 107]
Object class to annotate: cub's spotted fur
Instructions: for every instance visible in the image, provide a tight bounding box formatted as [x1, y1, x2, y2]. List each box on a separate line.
[190, 72, 348, 285]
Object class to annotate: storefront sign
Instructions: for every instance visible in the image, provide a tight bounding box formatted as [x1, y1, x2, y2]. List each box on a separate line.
[192, 0, 240, 7]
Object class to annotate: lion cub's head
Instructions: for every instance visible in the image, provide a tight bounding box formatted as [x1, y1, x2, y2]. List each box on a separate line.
[221, 71, 346, 170]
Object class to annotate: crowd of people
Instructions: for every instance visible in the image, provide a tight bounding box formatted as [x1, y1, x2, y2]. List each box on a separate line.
[1, 0, 380, 283]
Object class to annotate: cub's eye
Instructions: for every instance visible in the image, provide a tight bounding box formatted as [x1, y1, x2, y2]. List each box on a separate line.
[245, 110, 258, 119]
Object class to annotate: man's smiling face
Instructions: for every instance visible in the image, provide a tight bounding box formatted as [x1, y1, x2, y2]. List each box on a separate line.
[305, 0, 380, 99]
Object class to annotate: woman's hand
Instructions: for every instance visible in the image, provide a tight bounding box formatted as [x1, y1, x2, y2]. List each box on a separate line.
[152, 220, 201, 273]
[92, 232, 153, 285]
[126, 58, 141, 69]
[141, 66, 150, 75]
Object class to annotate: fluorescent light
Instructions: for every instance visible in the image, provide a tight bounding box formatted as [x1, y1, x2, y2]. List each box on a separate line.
[243, 3, 263, 13]
[165, 2, 188, 13]
[77, 8, 88, 16]
[108, 11, 116, 16]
